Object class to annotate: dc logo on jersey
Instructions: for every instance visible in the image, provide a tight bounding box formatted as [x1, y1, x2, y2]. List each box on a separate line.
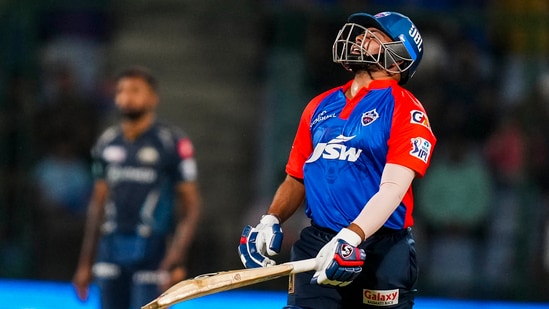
[410, 137, 431, 163]
[361, 109, 379, 126]
[306, 135, 362, 163]
[410, 110, 431, 129]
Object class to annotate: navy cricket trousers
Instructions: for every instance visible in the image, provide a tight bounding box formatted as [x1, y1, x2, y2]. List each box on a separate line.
[287, 224, 418, 309]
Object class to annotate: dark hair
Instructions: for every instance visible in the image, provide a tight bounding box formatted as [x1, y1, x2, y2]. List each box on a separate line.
[115, 66, 158, 91]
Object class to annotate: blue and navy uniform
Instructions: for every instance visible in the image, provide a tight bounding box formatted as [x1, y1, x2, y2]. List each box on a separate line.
[285, 79, 436, 308]
[91, 122, 197, 309]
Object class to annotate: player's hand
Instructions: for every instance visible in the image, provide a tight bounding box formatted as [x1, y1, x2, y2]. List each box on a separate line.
[238, 214, 283, 268]
[311, 228, 366, 287]
[72, 266, 93, 301]
[159, 266, 187, 291]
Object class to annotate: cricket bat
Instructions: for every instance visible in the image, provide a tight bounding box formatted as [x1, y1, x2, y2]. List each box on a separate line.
[141, 258, 317, 309]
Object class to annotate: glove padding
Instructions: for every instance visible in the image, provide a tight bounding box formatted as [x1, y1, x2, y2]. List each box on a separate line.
[311, 228, 366, 287]
[238, 215, 283, 268]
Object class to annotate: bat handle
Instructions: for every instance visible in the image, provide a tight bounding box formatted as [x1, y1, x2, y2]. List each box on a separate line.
[286, 258, 317, 273]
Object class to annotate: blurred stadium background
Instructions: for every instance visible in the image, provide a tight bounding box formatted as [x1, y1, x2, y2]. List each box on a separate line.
[1, 0, 548, 307]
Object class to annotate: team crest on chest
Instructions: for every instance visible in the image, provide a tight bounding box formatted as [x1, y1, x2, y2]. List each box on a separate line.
[137, 147, 159, 164]
[361, 109, 379, 126]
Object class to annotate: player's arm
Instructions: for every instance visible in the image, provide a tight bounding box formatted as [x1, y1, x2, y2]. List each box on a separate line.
[73, 179, 109, 301]
[239, 94, 315, 268]
[266, 175, 305, 223]
[349, 163, 415, 239]
[160, 181, 202, 283]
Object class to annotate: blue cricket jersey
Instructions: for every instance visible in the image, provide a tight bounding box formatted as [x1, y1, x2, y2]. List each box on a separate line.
[286, 80, 436, 232]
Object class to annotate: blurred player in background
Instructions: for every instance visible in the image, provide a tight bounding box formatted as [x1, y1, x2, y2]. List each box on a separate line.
[72, 66, 202, 309]
[239, 11, 436, 308]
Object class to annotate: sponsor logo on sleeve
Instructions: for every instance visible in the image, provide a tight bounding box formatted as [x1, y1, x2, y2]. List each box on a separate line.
[363, 289, 399, 306]
[410, 137, 432, 163]
[410, 110, 430, 129]
[178, 138, 194, 159]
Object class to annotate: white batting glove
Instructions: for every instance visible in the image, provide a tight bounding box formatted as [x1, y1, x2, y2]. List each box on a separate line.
[255, 215, 283, 256]
[238, 215, 283, 268]
[312, 228, 366, 287]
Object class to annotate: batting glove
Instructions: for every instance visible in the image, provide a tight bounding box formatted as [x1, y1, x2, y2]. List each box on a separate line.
[311, 228, 366, 287]
[238, 215, 283, 268]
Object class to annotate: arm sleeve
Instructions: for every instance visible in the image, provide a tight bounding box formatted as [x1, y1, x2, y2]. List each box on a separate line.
[352, 163, 415, 238]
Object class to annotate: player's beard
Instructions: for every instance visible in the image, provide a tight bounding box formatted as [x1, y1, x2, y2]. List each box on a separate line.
[119, 108, 147, 121]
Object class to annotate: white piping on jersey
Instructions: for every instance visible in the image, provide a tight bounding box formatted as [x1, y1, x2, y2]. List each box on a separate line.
[101, 201, 117, 234]
[158, 127, 176, 151]
[138, 189, 160, 237]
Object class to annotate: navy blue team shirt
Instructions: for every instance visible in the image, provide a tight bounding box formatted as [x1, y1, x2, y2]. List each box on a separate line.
[91, 122, 197, 237]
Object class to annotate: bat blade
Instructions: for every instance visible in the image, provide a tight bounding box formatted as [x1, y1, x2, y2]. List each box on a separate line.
[141, 259, 316, 309]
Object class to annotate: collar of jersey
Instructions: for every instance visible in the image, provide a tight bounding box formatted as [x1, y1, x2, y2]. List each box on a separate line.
[340, 79, 398, 119]
[341, 79, 398, 94]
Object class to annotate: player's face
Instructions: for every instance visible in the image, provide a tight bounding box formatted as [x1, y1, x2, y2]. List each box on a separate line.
[115, 77, 158, 121]
[351, 27, 392, 56]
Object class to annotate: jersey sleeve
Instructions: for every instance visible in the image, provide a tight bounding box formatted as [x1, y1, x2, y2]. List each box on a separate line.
[90, 142, 106, 180]
[285, 90, 335, 179]
[285, 109, 313, 179]
[173, 130, 198, 183]
[90, 127, 118, 180]
[386, 89, 436, 177]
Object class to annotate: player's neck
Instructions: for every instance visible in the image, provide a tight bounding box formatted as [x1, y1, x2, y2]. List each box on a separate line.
[348, 72, 374, 98]
[348, 71, 397, 98]
[121, 113, 155, 142]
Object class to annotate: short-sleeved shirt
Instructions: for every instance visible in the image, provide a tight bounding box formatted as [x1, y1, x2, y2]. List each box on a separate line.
[92, 122, 197, 236]
[286, 79, 436, 231]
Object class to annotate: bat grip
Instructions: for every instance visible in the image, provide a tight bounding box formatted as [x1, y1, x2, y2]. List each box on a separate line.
[286, 258, 317, 273]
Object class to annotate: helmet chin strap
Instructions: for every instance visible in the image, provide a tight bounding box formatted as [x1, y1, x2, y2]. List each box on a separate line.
[351, 54, 405, 79]
[347, 59, 385, 77]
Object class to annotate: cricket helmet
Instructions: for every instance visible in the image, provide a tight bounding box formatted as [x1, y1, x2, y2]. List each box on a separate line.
[333, 11, 424, 85]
